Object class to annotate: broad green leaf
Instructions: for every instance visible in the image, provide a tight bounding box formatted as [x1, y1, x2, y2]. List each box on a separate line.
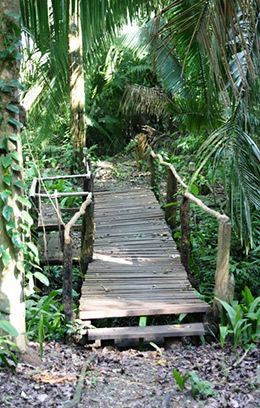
[3, 12, 21, 20]
[2, 250, 11, 267]
[8, 79, 25, 91]
[21, 210, 33, 226]
[215, 297, 236, 327]
[6, 104, 19, 114]
[34, 272, 49, 287]
[0, 320, 18, 336]
[14, 180, 26, 189]
[1, 157, 12, 168]
[12, 164, 23, 171]
[27, 242, 39, 257]
[16, 261, 25, 273]
[17, 196, 31, 208]
[1, 189, 12, 201]
[8, 134, 19, 142]
[8, 117, 23, 128]
[191, 184, 199, 196]
[3, 175, 12, 186]
[0, 137, 8, 151]
[10, 151, 22, 162]
[2, 205, 13, 221]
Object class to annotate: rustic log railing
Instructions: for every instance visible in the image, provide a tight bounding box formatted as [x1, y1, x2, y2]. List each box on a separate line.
[149, 149, 233, 319]
[29, 150, 94, 327]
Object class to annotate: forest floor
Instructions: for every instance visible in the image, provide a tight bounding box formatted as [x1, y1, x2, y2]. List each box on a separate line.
[1, 155, 259, 407]
[0, 341, 259, 407]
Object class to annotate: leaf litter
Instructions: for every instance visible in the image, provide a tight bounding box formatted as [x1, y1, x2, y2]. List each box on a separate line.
[0, 341, 259, 407]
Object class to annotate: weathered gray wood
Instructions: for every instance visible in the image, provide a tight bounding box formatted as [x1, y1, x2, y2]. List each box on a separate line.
[80, 171, 95, 274]
[41, 173, 91, 181]
[63, 240, 74, 326]
[80, 304, 209, 320]
[165, 168, 178, 229]
[180, 196, 190, 272]
[213, 222, 233, 319]
[35, 191, 90, 198]
[87, 323, 205, 340]
[149, 153, 156, 190]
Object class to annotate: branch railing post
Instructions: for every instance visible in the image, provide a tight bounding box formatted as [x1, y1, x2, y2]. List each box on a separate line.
[80, 148, 95, 275]
[213, 221, 233, 319]
[165, 168, 177, 229]
[180, 196, 190, 272]
[149, 153, 156, 191]
[148, 147, 233, 321]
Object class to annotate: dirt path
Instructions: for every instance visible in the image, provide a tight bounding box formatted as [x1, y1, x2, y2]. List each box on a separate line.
[0, 342, 259, 407]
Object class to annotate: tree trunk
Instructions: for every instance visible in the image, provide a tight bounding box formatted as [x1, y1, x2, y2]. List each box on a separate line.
[68, 0, 85, 172]
[0, 1, 26, 351]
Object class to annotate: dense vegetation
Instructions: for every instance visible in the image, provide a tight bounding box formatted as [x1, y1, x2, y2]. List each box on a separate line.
[0, 1, 259, 371]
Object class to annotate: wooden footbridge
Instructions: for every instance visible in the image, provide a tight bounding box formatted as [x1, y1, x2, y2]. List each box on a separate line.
[31, 148, 233, 344]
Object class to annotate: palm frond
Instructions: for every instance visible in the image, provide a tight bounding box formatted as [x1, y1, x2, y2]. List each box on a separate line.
[121, 85, 171, 120]
[196, 119, 260, 249]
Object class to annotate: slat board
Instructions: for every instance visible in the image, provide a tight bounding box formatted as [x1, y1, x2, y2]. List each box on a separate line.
[79, 187, 210, 320]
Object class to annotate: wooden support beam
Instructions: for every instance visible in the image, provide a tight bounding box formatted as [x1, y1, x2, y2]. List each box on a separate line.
[63, 239, 74, 328]
[81, 174, 95, 274]
[40, 173, 91, 181]
[165, 168, 177, 229]
[180, 196, 190, 272]
[149, 154, 156, 190]
[35, 191, 90, 199]
[213, 222, 233, 319]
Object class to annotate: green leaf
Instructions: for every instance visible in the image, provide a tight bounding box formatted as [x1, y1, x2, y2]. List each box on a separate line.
[14, 180, 26, 189]
[0, 137, 8, 151]
[0, 320, 18, 336]
[2, 250, 11, 267]
[5, 221, 15, 235]
[21, 210, 33, 226]
[6, 104, 19, 114]
[3, 12, 21, 20]
[10, 151, 22, 162]
[1, 157, 12, 168]
[3, 175, 12, 186]
[1, 189, 12, 201]
[17, 196, 31, 208]
[34, 272, 49, 287]
[191, 184, 199, 196]
[8, 134, 19, 142]
[16, 261, 25, 273]
[8, 79, 25, 91]
[139, 316, 147, 326]
[11, 233, 22, 249]
[12, 164, 23, 171]
[8, 117, 23, 128]
[2, 205, 13, 221]
[27, 242, 38, 257]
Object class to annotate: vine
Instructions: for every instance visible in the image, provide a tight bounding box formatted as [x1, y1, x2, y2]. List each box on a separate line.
[0, 12, 43, 288]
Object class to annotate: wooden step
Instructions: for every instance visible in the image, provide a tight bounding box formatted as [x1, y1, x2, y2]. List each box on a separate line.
[87, 323, 205, 341]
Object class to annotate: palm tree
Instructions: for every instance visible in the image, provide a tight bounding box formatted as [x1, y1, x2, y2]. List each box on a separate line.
[19, 0, 153, 168]
[122, 1, 260, 249]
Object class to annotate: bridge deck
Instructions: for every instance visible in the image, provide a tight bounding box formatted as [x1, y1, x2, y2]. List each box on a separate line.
[79, 187, 209, 320]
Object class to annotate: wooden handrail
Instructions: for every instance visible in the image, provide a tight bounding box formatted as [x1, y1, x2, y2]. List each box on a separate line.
[150, 150, 229, 223]
[64, 193, 92, 243]
[149, 147, 233, 319]
[40, 172, 91, 181]
[35, 191, 91, 198]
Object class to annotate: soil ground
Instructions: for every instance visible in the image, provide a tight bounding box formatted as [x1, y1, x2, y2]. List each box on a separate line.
[0, 342, 259, 407]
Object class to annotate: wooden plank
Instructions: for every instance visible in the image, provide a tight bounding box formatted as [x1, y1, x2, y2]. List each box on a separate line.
[87, 323, 205, 340]
[79, 304, 209, 319]
[41, 173, 91, 181]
